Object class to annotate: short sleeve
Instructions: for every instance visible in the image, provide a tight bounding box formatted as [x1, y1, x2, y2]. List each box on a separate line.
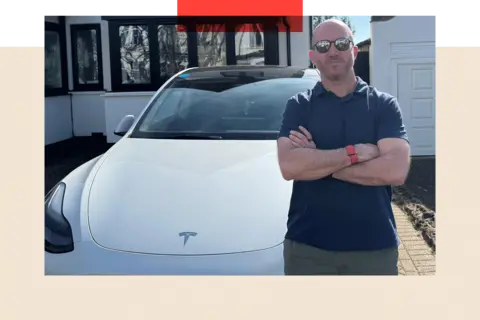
[376, 96, 409, 143]
[278, 95, 305, 139]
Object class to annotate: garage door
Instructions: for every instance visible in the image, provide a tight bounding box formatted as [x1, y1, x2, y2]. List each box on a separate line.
[397, 63, 436, 156]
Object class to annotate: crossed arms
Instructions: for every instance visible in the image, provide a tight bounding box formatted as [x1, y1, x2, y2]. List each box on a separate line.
[331, 138, 410, 186]
[277, 96, 411, 186]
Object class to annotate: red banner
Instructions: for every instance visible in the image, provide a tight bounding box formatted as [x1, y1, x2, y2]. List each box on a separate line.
[177, 0, 303, 16]
[176, 0, 480, 16]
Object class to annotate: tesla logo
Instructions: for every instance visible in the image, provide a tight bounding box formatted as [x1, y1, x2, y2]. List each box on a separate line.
[179, 232, 197, 246]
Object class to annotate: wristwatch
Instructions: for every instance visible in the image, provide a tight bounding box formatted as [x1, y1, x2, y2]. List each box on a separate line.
[345, 145, 358, 164]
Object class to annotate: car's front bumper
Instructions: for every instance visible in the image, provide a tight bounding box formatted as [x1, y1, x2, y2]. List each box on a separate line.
[45, 240, 285, 275]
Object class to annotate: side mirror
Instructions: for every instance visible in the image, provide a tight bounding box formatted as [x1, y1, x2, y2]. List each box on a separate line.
[114, 115, 135, 137]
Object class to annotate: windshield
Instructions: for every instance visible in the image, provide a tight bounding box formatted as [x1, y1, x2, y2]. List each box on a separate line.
[130, 70, 319, 140]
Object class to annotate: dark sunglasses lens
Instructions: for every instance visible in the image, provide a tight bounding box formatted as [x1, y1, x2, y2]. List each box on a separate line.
[315, 41, 330, 53]
[334, 38, 351, 51]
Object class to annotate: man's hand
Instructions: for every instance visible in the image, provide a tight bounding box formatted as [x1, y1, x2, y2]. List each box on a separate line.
[278, 125, 352, 181]
[288, 126, 316, 149]
[288, 127, 380, 163]
[354, 144, 380, 162]
[332, 138, 411, 186]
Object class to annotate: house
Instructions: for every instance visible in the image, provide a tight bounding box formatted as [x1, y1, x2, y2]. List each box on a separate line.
[356, 38, 370, 52]
[40, 8, 434, 153]
[353, 38, 371, 84]
[44, 16, 312, 146]
[370, 16, 435, 156]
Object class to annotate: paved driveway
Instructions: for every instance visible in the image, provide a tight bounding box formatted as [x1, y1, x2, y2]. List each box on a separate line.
[393, 205, 435, 275]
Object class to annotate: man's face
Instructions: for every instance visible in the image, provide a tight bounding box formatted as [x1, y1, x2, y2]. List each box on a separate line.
[309, 24, 358, 81]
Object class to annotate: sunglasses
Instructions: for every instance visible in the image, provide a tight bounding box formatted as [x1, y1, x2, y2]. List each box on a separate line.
[313, 37, 353, 53]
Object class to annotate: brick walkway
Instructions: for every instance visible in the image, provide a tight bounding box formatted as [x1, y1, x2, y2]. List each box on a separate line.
[393, 204, 436, 275]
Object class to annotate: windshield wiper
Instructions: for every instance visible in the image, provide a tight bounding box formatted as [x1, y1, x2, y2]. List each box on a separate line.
[158, 133, 224, 140]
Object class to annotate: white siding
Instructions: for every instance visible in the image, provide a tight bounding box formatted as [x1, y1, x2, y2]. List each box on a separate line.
[371, 16, 436, 156]
[45, 96, 73, 145]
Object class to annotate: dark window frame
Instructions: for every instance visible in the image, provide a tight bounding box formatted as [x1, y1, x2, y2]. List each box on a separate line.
[309, 16, 314, 68]
[70, 23, 104, 91]
[105, 16, 280, 92]
[45, 19, 69, 97]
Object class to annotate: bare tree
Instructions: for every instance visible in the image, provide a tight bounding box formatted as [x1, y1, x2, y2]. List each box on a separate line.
[76, 29, 97, 84]
[197, 24, 226, 67]
[159, 25, 188, 76]
[45, 31, 62, 88]
[235, 23, 264, 66]
[120, 25, 150, 84]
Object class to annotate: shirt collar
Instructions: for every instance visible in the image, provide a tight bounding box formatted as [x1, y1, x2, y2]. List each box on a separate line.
[313, 76, 369, 97]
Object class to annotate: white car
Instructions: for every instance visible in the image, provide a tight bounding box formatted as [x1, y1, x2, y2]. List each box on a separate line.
[45, 65, 321, 275]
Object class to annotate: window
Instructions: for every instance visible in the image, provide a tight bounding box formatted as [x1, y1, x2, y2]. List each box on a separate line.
[45, 21, 67, 96]
[196, 24, 227, 67]
[235, 23, 265, 66]
[45, 31, 62, 88]
[119, 24, 151, 85]
[71, 24, 103, 91]
[109, 19, 194, 92]
[158, 25, 189, 77]
[130, 68, 319, 140]
[106, 17, 280, 92]
[248, 31, 263, 48]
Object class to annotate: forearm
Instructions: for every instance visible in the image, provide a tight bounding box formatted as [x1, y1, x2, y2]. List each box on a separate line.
[332, 152, 409, 186]
[280, 147, 351, 181]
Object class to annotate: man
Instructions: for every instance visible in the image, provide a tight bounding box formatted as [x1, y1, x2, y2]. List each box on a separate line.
[277, 19, 411, 275]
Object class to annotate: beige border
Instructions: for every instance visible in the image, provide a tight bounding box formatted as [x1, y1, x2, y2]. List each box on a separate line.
[0, 46, 478, 318]
[0, 40, 40, 46]
[440, 40, 480, 46]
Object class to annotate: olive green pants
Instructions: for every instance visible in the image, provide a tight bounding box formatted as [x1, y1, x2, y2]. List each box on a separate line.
[283, 239, 399, 275]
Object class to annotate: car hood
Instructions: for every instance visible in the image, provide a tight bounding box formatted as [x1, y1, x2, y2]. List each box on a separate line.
[87, 138, 292, 255]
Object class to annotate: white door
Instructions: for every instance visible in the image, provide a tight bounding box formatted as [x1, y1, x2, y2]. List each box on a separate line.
[397, 63, 436, 156]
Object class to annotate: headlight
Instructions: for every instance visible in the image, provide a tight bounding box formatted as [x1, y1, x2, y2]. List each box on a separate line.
[45, 182, 74, 253]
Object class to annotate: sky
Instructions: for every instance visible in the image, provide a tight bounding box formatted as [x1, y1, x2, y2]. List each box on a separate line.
[347, 16, 371, 44]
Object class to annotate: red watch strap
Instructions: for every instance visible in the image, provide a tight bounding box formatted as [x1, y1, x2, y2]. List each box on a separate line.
[350, 154, 358, 164]
[345, 145, 358, 164]
[346, 144, 356, 155]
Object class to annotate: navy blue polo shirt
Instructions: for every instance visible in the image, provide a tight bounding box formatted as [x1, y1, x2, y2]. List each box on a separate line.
[278, 77, 409, 252]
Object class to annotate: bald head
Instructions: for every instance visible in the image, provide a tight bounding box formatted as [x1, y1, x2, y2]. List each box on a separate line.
[312, 19, 354, 46]
[308, 18, 357, 82]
